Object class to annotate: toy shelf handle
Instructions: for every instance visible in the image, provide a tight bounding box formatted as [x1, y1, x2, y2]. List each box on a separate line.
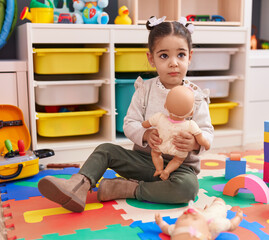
[0, 164, 23, 180]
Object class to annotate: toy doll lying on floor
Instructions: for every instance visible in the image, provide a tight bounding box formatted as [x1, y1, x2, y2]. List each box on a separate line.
[155, 197, 243, 240]
[142, 85, 210, 180]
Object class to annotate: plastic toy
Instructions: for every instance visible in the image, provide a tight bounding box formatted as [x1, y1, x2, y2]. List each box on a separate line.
[264, 121, 269, 182]
[20, 0, 54, 23]
[114, 5, 132, 25]
[0, 0, 17, 49]
[73, 0, 109, 24]
[211, 15, 225, 22]
[155, 198, 243, 240]
[186, 15, 196, 21]
[225, 154, 246, 180]
[223, 174, 269, 204]
[195, 15, 210, 21]
[58, 13, 72, 23]
[142, 85, 210, 180]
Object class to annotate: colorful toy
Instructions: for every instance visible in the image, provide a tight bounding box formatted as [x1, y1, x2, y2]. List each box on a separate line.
[142, 85, 210, 180]
[225, 153, 246, 180]
[155, 198, 243, 240]
[264, 121, 269, 182]
[73, 0, 109, 24]
[114, 5, 132, 25]
[223, 174, 269, 204]
[211, 15, 225, 22]
[20, 0, 54, 23]
[0, 0, 17, 49]
[58, 13, 72, 23]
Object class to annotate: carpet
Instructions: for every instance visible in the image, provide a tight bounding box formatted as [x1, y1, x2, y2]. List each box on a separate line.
[1, 149, 269, 240]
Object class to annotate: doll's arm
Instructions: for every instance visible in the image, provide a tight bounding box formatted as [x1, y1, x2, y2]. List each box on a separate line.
[229, 208, 243, 231]
[194, 133, 210, 150]
[142, 120, 152, 128]
[155, 213, 173, 236]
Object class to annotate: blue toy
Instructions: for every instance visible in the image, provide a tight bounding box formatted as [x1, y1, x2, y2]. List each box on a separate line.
[225, 157, 246, 180]
[73, 0, 109, 24]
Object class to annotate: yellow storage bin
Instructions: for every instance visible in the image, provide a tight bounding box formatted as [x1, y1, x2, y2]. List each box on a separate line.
[33, 48, 107, 75]
[36, 107, 107, 137]
[115, 48, 156, 72]
[209, 101, 238, 125]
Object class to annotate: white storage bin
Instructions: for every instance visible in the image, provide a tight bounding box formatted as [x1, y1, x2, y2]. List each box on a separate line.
[34, 80, 105, 106]
[189, 48, 238, 71]
[185, 75, 237, 98]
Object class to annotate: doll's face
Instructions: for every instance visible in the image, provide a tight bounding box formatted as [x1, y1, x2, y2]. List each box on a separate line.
[147, 35, 192, 89]
[173, 207, 211, 240]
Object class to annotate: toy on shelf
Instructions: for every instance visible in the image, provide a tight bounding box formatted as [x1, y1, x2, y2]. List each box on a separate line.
[0, 0, 17, 49]
[142, 85, 210, 180]
[73, 0, 109, 24]
[186, 14, 225, 23]
[225, 153, 246, 180]
[155, 198, 243, 240]
[264, 121, 269, 182]
[114, 5, 132, 25]
[223, 174, 269, 204]
[58, 13, 72, 23]
[20, 0, 54, 23]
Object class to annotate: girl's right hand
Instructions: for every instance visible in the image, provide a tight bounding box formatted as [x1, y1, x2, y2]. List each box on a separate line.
[143, 129, 162, 150]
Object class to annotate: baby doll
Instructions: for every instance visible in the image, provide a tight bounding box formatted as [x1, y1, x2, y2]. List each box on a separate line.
[142, 85, 210, 180]
[155, 198, 243, 240]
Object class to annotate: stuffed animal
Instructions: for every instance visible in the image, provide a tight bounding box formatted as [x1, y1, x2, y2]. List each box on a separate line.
[114, 5, 132, 25]
[73, 0, 109, 24]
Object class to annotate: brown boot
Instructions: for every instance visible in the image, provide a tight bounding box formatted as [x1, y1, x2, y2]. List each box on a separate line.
[97, 177, 139, 202]
[38, 173, 91, 212]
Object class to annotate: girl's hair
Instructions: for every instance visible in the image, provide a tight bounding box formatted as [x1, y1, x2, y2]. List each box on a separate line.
[146, 17, 192, 54]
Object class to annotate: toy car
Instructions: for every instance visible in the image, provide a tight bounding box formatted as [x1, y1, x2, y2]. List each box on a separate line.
[58, 13, 72, 23]
[186, 15, 196, 21]
[195, 15, 210, 21]
[211, 15, 225, 22]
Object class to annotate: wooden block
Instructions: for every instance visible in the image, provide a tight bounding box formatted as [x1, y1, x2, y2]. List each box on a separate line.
[263, 161, 269, 183]
[264, 132, 269, 143]
[223, 174, 246, 196]
[264, 142, 269, 163]
[265, 121, 269, 133]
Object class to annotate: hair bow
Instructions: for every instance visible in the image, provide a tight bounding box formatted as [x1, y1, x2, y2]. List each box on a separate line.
[148, 16, 166, 27]
[178, 16, 194, 34]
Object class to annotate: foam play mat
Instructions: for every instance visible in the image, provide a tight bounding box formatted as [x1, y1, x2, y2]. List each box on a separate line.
[1, 149, 269, 240]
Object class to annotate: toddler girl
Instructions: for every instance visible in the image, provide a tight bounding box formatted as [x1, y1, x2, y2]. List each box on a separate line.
[38, 16, 214, 212]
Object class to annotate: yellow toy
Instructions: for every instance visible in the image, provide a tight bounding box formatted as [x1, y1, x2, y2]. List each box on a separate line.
[114, 5, 132, 25]
[142, 85, 210, 180]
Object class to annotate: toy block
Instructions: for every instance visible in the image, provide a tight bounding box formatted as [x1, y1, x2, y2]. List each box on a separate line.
[223, 174, 269, 204]
[264, 121, 269, 133]
[264, 142, 269, 163]
[225, 157, 246, 180]
[263, 161, 269, 183]
[264, 132, 269, 143]
[230, 153, 241, 161]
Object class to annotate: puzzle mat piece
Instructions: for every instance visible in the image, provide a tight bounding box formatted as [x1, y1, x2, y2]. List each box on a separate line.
[0, 168, 79, 201]
[239, 203, 269, 235]
[199, 171, 269, 208]
[3, 192, 133, 240]
[35, 224, 143, 240]
[0, 168, 118, 201]
[112, 189, 215, 223]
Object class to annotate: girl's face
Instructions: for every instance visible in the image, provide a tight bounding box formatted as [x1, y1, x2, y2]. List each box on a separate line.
[147, 35, 193, 89]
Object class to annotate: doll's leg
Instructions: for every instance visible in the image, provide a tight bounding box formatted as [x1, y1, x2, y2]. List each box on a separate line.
[160, 156, 185, 180]
[151, 149, 164, 177]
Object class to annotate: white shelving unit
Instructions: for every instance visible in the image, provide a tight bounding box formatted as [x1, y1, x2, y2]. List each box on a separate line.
[17, 23, 248, 164]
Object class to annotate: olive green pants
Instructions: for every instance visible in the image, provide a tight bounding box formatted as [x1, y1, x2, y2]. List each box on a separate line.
[79, 143, 199, 204]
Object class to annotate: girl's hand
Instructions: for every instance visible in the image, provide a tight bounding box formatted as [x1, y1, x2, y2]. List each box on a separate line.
[143, 129, 162, 150]
[172, 131, 199, 152]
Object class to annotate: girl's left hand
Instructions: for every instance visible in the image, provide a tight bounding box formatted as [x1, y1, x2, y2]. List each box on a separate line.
[172, 131, 199, 152]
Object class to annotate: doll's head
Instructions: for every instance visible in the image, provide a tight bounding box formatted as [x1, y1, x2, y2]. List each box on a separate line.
[165, 85, 194, 120]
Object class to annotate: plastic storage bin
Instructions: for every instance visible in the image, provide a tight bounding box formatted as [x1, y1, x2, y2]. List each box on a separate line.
[189, 48, 238, 71]
[115, 79, 136, 132]
[36, 107, 107, 137]
[33, 48, 107, 75]
[35, 80, 105, 106]
[115, 48, 156, 72]
[185, 75, 237, 98]
[209, 100, 238, 125]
